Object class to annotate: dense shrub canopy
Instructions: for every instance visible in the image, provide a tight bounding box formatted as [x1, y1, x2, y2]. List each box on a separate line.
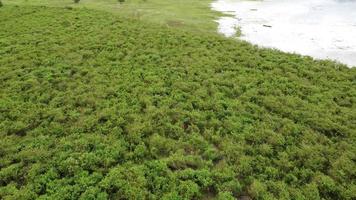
[0, 6, 355, 200]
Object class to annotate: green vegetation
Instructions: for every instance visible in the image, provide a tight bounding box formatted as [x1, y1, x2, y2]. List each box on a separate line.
[0, 4, 355, 200]
[234, 26, 243, 37]
[3, 0, 222, 33]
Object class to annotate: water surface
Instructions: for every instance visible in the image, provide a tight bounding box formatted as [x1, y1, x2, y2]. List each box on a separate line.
[211, 0, 356, 67]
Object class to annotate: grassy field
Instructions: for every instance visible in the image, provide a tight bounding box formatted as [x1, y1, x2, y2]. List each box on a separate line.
[3, 0, 222, 33]
[1, 5, 356, 200]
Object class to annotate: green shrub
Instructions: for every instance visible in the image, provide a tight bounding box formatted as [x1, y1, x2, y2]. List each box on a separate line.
[0, 6, 355, 200]
[217, 192, 235, 200]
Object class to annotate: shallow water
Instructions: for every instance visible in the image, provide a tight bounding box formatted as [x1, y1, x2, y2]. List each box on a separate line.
[211, 0, 356, 67]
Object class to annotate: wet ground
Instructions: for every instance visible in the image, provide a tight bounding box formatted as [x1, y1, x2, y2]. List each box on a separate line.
[212, 0, 356, 67]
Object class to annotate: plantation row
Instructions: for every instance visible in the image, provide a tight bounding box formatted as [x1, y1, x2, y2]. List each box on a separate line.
[0, 5, 355, 200]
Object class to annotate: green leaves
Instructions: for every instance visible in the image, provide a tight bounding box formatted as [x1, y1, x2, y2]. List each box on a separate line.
[0, 5, 355, 200]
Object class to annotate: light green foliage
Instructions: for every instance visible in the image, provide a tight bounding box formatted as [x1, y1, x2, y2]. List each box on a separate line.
[3, 0, 222, 33]
[217, 191, 235, 200]
[0, 5, 355, 200]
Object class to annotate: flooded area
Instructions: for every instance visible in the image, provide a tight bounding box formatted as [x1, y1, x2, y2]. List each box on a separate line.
[211, 0, 356, 67]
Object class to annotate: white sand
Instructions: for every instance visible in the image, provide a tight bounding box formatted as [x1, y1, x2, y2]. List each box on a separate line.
[211, 0, 356, 67]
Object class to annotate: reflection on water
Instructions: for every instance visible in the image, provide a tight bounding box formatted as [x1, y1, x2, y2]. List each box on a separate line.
[212, 0, 356, 67]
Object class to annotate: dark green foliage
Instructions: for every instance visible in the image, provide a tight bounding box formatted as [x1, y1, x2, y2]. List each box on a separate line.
[74, 0, 80, 4]
[118, 0, 125, 4]
[0, 1, 3, 7]
[0, 5, 355, 200]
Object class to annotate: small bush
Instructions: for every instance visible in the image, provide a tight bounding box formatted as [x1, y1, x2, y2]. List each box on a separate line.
[118, 0, 125, 4]
[74, 0, 80, 3]
[0, 0, 3, 7]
